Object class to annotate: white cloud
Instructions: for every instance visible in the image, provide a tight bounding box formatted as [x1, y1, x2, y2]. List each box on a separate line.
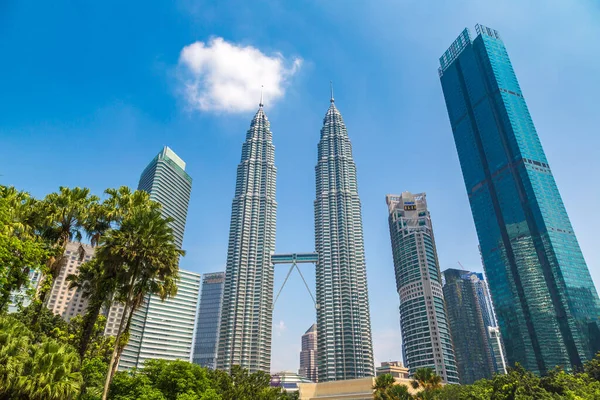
[178, 37, 302, 113]
[274, 320, 287, 337]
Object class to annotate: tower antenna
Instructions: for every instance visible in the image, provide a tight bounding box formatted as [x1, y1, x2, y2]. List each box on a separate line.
[330, 81, 334, 103]
[259, 85, 264, 107]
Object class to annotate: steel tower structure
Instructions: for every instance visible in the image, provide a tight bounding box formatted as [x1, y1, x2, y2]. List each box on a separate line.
[314, 92, 374, 381]
[216, 99, 277, 373]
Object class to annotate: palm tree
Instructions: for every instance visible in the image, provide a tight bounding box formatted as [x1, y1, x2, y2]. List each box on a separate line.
[69, 187, 160, 361]
[411, 368, 442, 399]
[17, 339, 82, 400]
[374, 373, 396, 399]
[100, 206, 183, 400]
[34, 187, 99, 306]
[387, 384, 412, 400]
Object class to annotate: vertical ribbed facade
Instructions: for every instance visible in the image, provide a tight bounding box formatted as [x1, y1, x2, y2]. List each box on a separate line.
[314, 97, 374, 382]
[439, 25, 600, 373]
[443, 269, 495, 384]
[386, 192, 459, 384]
[137, 146, 192, 249]
[193, 272, 225, 369]
[119, 269, 201, 371]
[217, 104, 277, 373]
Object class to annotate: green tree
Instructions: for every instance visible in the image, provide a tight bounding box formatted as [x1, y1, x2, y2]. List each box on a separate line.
[0, 187, 48, 312]
[584, 352, 600, 382]
[71, 187, 160, 361]
[410, 368, 442, 400]
[0, 317, 29, 397]
[386, 384, 412, 400]
[373, 373, 396, 399]
[101, 206, 184, 399]
[31, 187, 99, 324]
[17, 339, 82, 400]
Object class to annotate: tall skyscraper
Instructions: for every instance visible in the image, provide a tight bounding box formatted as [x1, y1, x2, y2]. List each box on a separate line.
[193, 271, 225, 369]
[314, 94, 374, 381]
[47, 242, 94, 322]
[443, 269, 495, 384]
[467, 271, 508, 375]
[488, 326, 507, 375]
[119, 269, 201, 370]
[115, 146, 196, 369]
[439, 24, 600, 373]
[386, 192, 459, 384]
[138, 146, 192, 249]
[217, 99, 277, 373]
[299, 323, 318, 382]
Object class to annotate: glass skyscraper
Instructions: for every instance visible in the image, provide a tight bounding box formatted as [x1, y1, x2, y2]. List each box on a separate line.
[217, 100, 277, 373]
[314, 94, 374, 381]
[386, 192, 459, 384]
[443, 269, 495, 383]
[192, 271, 225, 369]
[138, 146, 192, 249]
[439, 24, 600, 373]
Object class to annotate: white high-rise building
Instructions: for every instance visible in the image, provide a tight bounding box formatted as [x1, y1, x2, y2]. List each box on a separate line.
[47, 242, 94, 321]
[386, 192, 459, 383]
[119, 269, 201, 370]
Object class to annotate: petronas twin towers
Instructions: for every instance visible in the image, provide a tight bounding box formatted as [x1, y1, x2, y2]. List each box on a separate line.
[216, 92, 374, 381]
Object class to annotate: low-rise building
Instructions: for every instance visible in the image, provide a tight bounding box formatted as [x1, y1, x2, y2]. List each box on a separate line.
[299, 377, 418, 400]
[376, 361, 409, 379]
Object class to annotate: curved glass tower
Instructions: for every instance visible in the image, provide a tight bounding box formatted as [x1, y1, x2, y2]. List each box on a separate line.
[314, 94, 374, 381]
[217, 101, 277, 373]
[439, 25, 600, 373]
[386, 192, 459, 384]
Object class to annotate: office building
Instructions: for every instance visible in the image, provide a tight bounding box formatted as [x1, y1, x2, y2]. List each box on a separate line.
[137, 146, 192, 249]
[47, 242, 94, 321]
[107, 147, 192, 337]
[270, 371, 313, 393]
[192, 271, 225, 369]
[439, 24, 600, 373]
[299, 323, 318, 382]
[488, 326, 507, 374]
[217, 99, 278, 373]
[119, 269, 201, 370]
[298, 376, 419, 400]
[375, 361, 409, 379]
[464, 271, 507, 375]
[443, 269, 495, 383]
[386, 192, 459, 383]
[314, 93, 374, 381]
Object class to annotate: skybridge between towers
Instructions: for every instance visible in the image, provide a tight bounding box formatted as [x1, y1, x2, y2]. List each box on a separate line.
[271, 252, 318, 310]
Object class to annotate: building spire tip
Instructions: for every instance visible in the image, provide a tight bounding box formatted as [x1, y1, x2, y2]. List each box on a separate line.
[259, 85, 264, 108]
[330, 81, 334, 103]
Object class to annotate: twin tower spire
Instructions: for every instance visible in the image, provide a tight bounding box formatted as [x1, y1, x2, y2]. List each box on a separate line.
[258, 82, 335, 109]
[217, 85, 374, 381]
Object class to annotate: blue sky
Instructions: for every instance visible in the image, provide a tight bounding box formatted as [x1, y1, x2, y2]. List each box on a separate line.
[2, 0, 600, 372]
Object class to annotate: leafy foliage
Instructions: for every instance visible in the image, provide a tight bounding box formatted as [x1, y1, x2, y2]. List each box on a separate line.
[109, 361, 289, 400]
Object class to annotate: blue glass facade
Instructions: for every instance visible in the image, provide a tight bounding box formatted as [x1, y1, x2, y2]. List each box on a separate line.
[439, 25, 600, 373]
[193, 272, 225, 369]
